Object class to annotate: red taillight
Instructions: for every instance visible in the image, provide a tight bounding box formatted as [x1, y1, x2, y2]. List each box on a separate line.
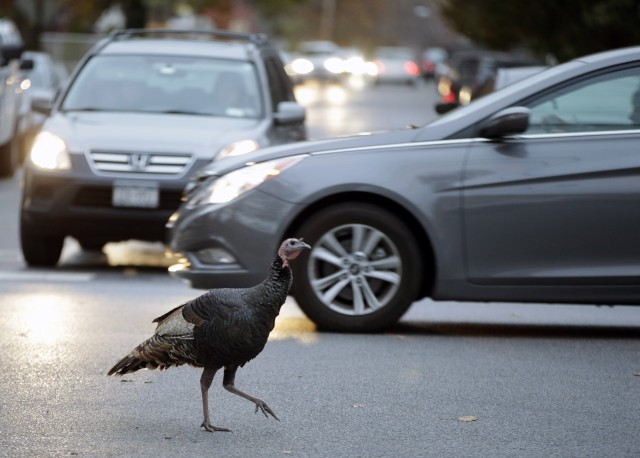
[442, 90, 456, 104]
[404, 61, 420, 76]
[374, 60, 385, 75]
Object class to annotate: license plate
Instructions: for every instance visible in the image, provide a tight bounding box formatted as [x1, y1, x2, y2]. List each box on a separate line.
[112, 183, 159, 208]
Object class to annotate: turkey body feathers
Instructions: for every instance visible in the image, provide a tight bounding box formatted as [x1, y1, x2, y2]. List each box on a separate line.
[108, 254, 292, 376]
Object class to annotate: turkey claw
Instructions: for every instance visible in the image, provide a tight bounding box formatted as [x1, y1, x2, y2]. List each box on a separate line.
[201, 422, 232, 433]
[254, 400, 279, 421]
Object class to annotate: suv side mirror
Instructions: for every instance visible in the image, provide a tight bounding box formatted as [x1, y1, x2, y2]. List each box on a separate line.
[19, 58, 34, 71]
[32, 96, 53, 115]
[274, 101, 305, 125]
[479, 106, 530, 139]
[0, 43, 24, 67]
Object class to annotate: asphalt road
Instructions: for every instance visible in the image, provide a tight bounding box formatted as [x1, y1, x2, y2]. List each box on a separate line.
[1, 80, 639, 457]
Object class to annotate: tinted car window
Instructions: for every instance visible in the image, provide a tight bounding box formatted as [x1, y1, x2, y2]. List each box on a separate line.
[62, 54, 264, 118]
[525, 66, 640, 134]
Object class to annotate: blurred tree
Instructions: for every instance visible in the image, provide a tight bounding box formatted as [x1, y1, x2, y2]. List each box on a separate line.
[439, 0, 640, 61]
[125, 0, 148, 28]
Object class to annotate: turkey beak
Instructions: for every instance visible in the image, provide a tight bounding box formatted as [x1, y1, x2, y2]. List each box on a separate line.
[300, 242, 311, 250]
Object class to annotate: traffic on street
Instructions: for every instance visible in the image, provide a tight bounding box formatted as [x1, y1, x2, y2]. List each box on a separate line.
[2, 75, 639, 457]
[1, 3, 640, 457]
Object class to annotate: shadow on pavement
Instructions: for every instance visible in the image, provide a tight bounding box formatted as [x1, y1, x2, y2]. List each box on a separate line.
[391, 321, 640, 339]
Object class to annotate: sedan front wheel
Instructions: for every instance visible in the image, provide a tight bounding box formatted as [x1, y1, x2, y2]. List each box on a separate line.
[292, 203, 422, 332]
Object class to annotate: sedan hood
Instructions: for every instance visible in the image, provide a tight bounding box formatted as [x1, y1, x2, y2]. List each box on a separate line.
[196, 127, 420, 178]
[45, 111, 267, 159]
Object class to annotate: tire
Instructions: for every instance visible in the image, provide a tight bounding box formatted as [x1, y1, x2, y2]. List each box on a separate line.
[20, 218, 64, 267]
[0, 129, 19, 178]
[291, 203, 422, 332]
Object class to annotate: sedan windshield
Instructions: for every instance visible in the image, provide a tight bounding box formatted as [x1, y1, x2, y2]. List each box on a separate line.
[62, 54, 264, 119]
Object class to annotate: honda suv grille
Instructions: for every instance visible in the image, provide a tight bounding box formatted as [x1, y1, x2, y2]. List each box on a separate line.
[88, 150, 192, 176]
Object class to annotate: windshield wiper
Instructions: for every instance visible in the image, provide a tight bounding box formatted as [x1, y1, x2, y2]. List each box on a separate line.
[155, 109, 208, 116]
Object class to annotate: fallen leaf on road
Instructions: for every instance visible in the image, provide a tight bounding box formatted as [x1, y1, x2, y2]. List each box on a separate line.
[458, 415, 478, 422]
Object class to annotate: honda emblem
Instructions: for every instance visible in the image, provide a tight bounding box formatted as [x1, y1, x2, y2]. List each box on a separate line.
[130, 153, 150, 172]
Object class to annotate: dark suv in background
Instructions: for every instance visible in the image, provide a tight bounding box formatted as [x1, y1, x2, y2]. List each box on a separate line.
[20, 29, 306, 267]
[435, 50, 541, 113]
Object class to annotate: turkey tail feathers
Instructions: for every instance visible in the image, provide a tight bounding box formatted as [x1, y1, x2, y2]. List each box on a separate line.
[107, 334, 197, 376]
[108, 354, 148, 376]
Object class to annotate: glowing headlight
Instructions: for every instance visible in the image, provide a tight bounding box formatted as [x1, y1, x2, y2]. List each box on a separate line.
[29, 131, 71, 170]
[290, 58, 314, 75]
[459, 86, 473, 105]
[190, 155, 307, 206]
[217, 139, 260, 160]
[324, 57, 345, 74]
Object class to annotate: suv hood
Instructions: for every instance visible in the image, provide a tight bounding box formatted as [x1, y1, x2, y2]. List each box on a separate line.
[45, 111, 267, 159]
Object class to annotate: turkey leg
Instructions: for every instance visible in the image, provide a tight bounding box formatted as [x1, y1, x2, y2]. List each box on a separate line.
[200, 367, 232, 432]
[223, 365, 280, 421]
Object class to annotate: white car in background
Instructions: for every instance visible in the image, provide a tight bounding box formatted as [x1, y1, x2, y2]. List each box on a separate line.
[0, 17, 31, 177]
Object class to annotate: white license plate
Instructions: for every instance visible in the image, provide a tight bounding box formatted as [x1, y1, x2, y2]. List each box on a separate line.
[112, 184, 159, 208]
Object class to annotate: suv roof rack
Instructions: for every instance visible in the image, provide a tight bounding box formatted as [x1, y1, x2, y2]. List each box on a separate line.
[108, 28, 269, 45]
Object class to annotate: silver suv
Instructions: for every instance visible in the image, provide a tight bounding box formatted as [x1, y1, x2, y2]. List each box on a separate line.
[20, 29, 306, 266]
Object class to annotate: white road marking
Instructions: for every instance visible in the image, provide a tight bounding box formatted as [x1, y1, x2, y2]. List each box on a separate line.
[0, 271, 95, 282]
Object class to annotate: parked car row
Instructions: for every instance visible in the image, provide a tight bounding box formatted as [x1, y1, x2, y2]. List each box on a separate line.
[0, 17, 30, 177]
[0, 18, 69, 177]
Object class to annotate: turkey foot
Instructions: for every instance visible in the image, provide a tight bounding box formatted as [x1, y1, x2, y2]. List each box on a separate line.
[201, 422, 232, 433]
[252, 398, 279, 420]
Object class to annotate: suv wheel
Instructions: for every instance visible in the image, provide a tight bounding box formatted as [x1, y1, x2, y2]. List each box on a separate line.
[292, 203, 422, 332]
[20, 219, 64, 267]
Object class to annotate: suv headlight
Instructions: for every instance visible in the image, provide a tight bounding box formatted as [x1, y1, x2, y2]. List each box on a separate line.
[189, 154, 307, 206]
[216, 139, 259, 160]
[29, 132, 71, 170]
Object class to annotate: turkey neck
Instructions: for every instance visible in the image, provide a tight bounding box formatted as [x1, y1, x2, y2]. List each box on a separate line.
[248, 255, 293, 315]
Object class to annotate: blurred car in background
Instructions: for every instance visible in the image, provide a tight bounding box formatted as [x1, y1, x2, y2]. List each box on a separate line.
[420, 46, 448, 79]
[20, 29, 306, 267]
[18, 51, 69, 161]
[287, 40, 343, 84]
[493, 65, 547, 90]
[337, 47, 370, 78]
[168, 45, 640, 332]
[371, 46, 421, 85]
[436, 50, 541, 113]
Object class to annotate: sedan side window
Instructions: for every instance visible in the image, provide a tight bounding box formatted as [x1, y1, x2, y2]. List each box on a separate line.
[525, 66, 640, 134]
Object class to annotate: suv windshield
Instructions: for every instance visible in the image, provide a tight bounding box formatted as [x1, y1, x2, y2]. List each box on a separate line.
[62, 54, 264, 118]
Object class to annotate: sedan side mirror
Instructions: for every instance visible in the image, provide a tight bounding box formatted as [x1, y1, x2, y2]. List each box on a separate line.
[274, 101, 305, 125]
[479, 106, 530, 139]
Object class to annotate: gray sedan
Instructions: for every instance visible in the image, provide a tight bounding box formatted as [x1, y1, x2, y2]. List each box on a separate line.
[168, 46, 640, 332]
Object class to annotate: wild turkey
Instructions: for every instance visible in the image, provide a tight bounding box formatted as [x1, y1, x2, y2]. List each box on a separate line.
[108, 238, 311, 432]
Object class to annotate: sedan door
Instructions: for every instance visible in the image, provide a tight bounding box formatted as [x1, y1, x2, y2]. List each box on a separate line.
[462, 64, 640, 292]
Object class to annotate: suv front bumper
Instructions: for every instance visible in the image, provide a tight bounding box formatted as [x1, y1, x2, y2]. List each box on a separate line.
[21, 157, 209, 244]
